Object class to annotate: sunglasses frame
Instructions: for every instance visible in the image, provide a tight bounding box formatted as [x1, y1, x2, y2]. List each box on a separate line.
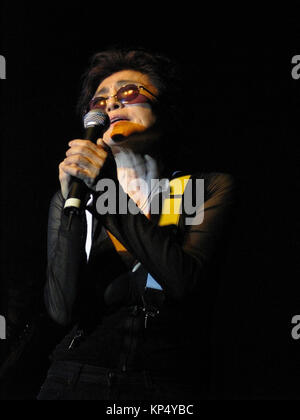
[89, 84, 158, 112]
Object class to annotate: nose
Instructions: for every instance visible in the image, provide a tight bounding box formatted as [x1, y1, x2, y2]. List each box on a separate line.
[106, 96, 123, 113]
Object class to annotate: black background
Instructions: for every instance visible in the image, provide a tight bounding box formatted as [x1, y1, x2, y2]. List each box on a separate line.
[0, 5, 299, 399]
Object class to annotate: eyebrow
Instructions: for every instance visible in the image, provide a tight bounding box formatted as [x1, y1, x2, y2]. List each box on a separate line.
[96, 80, 139, 96]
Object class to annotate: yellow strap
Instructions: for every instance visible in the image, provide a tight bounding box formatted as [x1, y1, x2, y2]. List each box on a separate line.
[107, 174, 191, 251]
[159, 175, 192, 227]
[106, 230, 127, 252]
[106, 213, 151, 252]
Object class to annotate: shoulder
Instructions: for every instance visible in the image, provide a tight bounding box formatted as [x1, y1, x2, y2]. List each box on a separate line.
[197, 172, 236, 197]
[172, 170, 236, 199]
[191, 171, 235, 186]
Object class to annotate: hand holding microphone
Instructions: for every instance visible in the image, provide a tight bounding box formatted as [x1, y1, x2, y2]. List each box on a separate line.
[60, 137, 108, 200]
[59, 109, 153, 227]
[59, 110, 111, 227]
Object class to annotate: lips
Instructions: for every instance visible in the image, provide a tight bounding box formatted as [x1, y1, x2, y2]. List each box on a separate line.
[110, 115, 129, 125]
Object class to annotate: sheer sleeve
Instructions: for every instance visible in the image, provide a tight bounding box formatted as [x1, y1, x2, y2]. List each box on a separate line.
[45, 191, 87, 326]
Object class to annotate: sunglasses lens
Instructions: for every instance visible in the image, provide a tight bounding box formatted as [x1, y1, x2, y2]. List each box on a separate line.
[89, 84, 152, 112]
[117, 84, 139, 102]
[90, 97, 107, 111]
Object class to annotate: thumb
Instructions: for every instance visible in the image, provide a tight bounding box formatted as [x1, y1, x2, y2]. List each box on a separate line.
[97, 138, 110, 152]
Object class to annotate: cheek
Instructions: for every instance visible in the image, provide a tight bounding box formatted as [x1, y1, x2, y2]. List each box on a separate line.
[127, 105, 157, 126]
[102, 105, 157, 144]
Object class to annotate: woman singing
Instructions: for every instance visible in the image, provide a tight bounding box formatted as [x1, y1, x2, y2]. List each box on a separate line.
[38, 47, 236, 400]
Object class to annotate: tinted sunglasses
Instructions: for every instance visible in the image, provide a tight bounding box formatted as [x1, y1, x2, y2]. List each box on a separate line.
[89, 84, 158, 111]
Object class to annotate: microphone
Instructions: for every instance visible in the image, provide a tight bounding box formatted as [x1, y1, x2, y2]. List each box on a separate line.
[64, 110, 110, 228]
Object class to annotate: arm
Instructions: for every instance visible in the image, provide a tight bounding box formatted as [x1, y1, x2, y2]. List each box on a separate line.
[95, 172, 237, 301]
[45, 138, 110, 326]
[45, 191, 87, 326]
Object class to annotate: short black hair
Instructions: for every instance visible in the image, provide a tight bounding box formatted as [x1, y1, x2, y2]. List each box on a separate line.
[78, 47, 183, 113]
[77, 47, 190, 174]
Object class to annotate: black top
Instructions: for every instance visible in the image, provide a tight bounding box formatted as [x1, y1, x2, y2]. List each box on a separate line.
[44, 171, 237, 380]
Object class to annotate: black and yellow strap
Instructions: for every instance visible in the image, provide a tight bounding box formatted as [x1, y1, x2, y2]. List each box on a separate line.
[159, 174, 192, 227]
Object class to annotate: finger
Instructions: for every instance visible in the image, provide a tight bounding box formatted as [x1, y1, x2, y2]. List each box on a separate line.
[67, 142, 107, 161]
[59, 161, 71, 176]
[62, 163, 93, 184]
[68, 140, 108, 159]
[69, 139, 107, 152]
[97, 138, 110, 152]
[66, 146, 108, 166]
[66, 147, 107, 169]
[64, 154, 105, 172]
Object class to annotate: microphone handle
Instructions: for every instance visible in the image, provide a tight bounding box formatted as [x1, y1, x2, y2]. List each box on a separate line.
[64, 126, 103, 223]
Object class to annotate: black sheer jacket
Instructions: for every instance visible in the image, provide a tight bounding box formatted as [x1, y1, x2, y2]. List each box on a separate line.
[44, 171, 237, 379]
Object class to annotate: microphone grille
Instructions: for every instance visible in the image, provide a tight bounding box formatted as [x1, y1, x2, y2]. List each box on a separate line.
[83, 110, 110, 129]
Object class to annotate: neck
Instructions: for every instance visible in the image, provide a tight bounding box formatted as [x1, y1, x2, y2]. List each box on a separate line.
[113, 147, 163, 216]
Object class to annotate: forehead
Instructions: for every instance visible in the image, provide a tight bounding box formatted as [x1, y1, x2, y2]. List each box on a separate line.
[95, 70, 158, 95]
